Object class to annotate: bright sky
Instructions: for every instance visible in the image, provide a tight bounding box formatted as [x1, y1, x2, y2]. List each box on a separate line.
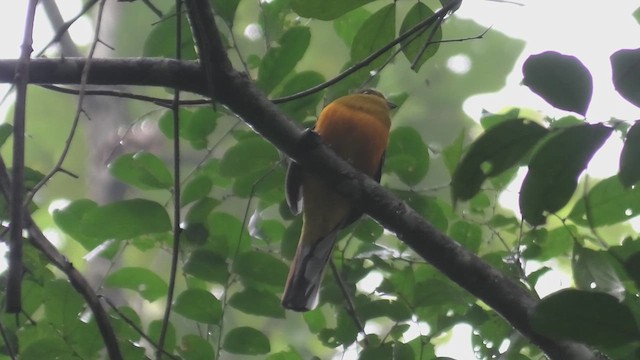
[0, 1, 639, 358]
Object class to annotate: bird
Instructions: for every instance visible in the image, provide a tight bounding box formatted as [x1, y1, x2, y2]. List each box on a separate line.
[281, 89, 395, 311]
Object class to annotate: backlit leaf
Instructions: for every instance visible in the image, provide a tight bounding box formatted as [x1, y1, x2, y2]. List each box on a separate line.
[351, 4, 396, 71]
[80, 199, 172, 240]
[400, 2, 441, 72]
[104, 267, 168, 302]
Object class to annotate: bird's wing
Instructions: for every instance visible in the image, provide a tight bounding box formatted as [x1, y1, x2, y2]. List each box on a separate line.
[285, 159, 303, 215]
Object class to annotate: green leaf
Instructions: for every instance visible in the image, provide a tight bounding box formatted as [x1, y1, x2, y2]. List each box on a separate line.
[183, 249, 229, 284]
[448, 220, 482, 253]
[522, 51, 593, 115]
[20, 337, 72, 360]
[611, 48, 640, 108]
[219, 137, 279, 178]
[209, 0, 240, 24]
[359, 343, 393, 360]
[531, 289, 640, 348]
[148, 320, 176, 353]
[0, 123, 12, 147]
[353, 217, 383, 243]
[52, 199, 102, 250]
[452, 118, 548, 201]
[276, 71, 326, 120]
[232, 251, 289, 290]
[104, 267, 168, 302]
[143, 11, 197, 60]
[208, 211, 251, 256]
[359, 299, 412, 322]
[257, 26, 311, 94]
[266, 349, 304, 360]
[569, 175, 640, 226]
[351, 4, 396, 70]
[186, 197, 219, 224]
[303, 308, 326, 334]
[292, 0, 375, 20]
[80, 198, 171, 240]
[109, 151, 173, 190]
[223, 326, 271, 354]
[179, 334, 216, 360]
[181, 175, 213, 207]
[400, 2, 441, 72]
[334, 7, 371, 46]
[174, 289, 222, 324]
[44, 279, 84, 333]
[442, 129, 465, 175]
[619, 120, 640, 187]
[624, 251, 640, 290]
[386, 126, 429, 186]
[228, 287, 286, 318]
[520, 124, 612, 225]
[572, 244, 624, 299]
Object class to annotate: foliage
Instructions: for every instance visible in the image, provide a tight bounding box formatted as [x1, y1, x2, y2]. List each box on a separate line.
[2, 1, 640, 360]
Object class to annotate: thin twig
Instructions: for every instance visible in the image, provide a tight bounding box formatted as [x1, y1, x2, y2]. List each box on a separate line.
[7, 0, 39, 315]
[329, 260, 368, 343]
[0, 319, 16, 359]
[157, 0, 184, 357]
[26, 0, 108, 204]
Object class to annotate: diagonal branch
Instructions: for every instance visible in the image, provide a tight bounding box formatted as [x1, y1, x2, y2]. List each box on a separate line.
[182, 0, 599, 359]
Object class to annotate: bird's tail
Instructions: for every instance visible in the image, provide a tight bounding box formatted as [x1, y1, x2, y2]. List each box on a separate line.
[281, 228, 339, 311]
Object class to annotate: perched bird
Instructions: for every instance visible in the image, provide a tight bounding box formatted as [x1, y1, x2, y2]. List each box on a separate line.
[282, 89, 395, 311]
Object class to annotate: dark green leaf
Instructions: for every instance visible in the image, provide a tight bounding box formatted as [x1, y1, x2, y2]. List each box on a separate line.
[148, 320, 176, 353]
[44, 279, 84, 333]
[208, 211, 251, 256]
[109, 151, 173, 190]
[572, 245, 624, 299]
[179, 334, 215, 360]
[523, 51, 593, 115]
[449, 220, 481, 253]
[174, 289, 222, 324]
[351, 4, 396, 70]
[334, 7, 371, 46]
[20, 337, 72, 360]
[186, 197, 219, 224]
[223, 326, 270, 354]
[386, 126, 429, 186]
[143, 11, 197, 59]
[569, 175, 640, 226]
[335, 308, 358, 345]
[452, 118, 548, 201]
[359, 343, 393, 360]
[104, 267, 168, 302]
[228, 287, 285, 318]
[619, 120, 640, 186]
[353, 217, 383, 243]
[219, 137, 279, 177]
[52, 199, 101, 250]
[257, 26, 311, 94]
[624, 251, 640, 290]
[184, 249, 229, 284]
[400, 2, 441, 72]
[80, 199, 171, 240]
[0, 123, 12, 147]
[520, 124, 612, 225]
[292, 0, 375, 20]
[232, 251, 289, 290]
[209, 0, 240, 24]
[181, 175, 213, 206]
[276, 71, 325, 120]
[611, 48, 640, 108]
[532, 289, 640, 348]
[360, 299, 412, 322]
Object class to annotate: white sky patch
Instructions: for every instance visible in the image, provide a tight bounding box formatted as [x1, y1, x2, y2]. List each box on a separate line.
[447, 53, 472, 75]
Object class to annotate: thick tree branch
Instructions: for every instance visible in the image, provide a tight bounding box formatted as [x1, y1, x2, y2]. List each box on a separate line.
[182, 0, 600, 359]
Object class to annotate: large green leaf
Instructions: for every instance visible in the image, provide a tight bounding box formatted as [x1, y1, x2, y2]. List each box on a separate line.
[219, 137, 279, 178]
[257, 26, 311, 94]
[52, 199, 101, 250]
[178, 334, 216, 360]
[333, 7, 371, 46]
[174, 289, 222, 324]
[143, 11, 197, 59]
[183, 249, 229, 284]
[228, 287, 285, 318]
[400, 2, 441, 72]
[619, 120, 640, 187]
[531, 289, 640, 348]
[522, 51, 593, 115]
[104, 267, 168, 302]
[223, 326, 270, 354]
[109, 151, 173, 190]
[519, 124, 612, 225]
[232, 251, 289, 290]
[386, 126, 430, 186]
[20, 337, 72, 360]
[610, 48, 640, 108]
[292, 0, 375, 20]
[452, 118, 548, 201]
[159, 108, 219, 150]
[44, 279, 84, 334]
[181, 175, 213, 207]
[569, 175, 640, 226]
[276, 71, 326, 121]
[207, 211, 251, 256]
[80, 199, 172, 240]
[572, 245, 624, 299]
[209, 0, 240, 24]
[351, 4, 396, 70]
[148, 320, 176, 353]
